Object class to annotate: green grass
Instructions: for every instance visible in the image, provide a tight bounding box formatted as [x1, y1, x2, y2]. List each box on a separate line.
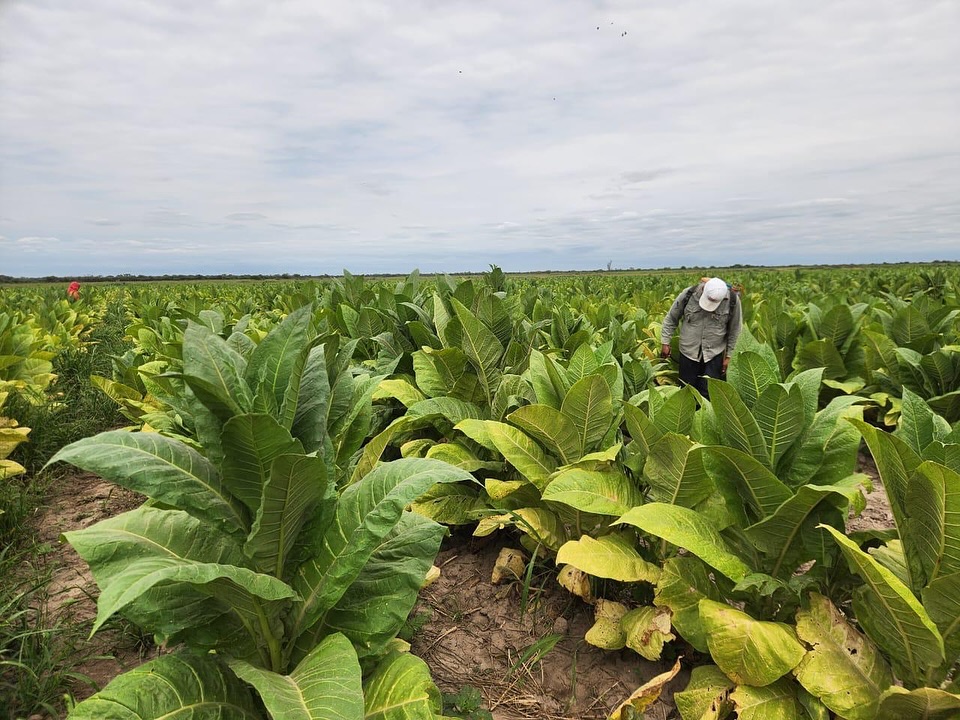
[0, 299, 134, 718]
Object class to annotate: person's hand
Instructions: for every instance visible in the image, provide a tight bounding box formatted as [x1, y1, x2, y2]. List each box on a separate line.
[661, 344, 671, 359]
[722, 355, 730, 374]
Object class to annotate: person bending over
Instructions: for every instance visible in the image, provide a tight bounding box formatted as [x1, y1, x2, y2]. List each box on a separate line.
[660, 277, 742, 398]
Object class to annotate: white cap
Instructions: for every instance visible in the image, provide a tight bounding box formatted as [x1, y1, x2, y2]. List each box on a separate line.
[699, 277, 728, 312]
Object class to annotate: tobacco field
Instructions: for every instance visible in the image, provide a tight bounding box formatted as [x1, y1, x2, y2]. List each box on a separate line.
[2, 263, 960, 720]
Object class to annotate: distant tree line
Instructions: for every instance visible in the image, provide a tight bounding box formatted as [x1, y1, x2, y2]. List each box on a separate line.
[1, 260, 957, 285]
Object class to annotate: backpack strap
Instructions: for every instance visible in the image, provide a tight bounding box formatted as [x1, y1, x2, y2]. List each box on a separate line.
[680, 283, 699, 311]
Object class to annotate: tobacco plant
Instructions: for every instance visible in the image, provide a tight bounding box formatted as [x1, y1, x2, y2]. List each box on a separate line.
[49, 305, 469, 719]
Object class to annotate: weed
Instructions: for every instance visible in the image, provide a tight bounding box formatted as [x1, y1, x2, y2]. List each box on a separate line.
[441, 685, 493, 720]
[507, 633, 563, 675]
[398, 608, 434, 642]
[0, 546, 94, 719]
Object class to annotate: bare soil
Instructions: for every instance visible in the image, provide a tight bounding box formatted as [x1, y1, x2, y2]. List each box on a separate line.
[32, 472, 158, 704]
[31, 449, 892, 720]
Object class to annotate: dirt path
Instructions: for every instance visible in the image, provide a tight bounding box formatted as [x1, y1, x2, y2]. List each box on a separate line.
[33, 472, 158, 703]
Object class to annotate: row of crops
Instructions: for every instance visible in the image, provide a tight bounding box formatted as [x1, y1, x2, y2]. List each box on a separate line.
[2, 264, 959, 720]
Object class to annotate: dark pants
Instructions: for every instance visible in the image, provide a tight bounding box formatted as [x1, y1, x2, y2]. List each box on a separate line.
[678, 353, 724, 398]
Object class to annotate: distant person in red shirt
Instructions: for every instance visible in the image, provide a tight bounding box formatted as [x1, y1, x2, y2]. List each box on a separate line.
[67, 281, 81, 301]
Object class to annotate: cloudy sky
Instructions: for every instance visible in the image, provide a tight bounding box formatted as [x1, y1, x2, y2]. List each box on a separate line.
[1, 1, 958, 277]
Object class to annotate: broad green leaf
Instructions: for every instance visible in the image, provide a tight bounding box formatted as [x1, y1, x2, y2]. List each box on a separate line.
[556, 533, 660, 583]
[780, 397, 863, 488]
[485, 420, 556, 490]
[424, 441, 499, 473]
[877, 687, 960, 720]
[310, 512, 445, 661]
[708, 379, 769, 466]
[221, 414, 304, 515]
[330, 373, 382, 469]
[617, 503, 751, 582]
[654, 556, 723, 653]
[921, 350, 960, 396]
[375, 378, 427, 407]
[746, 478, 866, 576]
[674, 665, 734, 720]
[491, 372, 534, 421]
[47, 430, 248, 534]
[245, 305, 314, 417]
[527, 349, 562, 409]
[753, 384, 805, 468]
[730, 679, 802, 720]
[363, 651, 445, 720]
[793, 592, 893, 720]
[822, 525, 944, 686]
[893, 306, 934, 353]
[561, 374, 612, 454]
[929, 390, 960, 425]
[699, 599, 805, 687]
[623, 401, 663, 464]
[896, 388, 952, 455]
[730, 325, 781, 382]
[728, 350, 780, 410]
[507, 404, 580, 464]
[644, 434, 714, 508]
[923, 441, 960, 474]
[90, 374, 144, 404]
[453, 418, 498, 453]
[450, 297, 503, 406]
[64, 507, 296, 636]
[279, 336, 321, 432]
[349, 416, 420, 484]
[292, 344, 332, 455]
[229, 633, 363, 720]
[291, 458, 471, 639]
[849, 418, 920, 534]
[567, 342, 600, 381]
[542, 468, 642, 516]
[245, 454, 330, 578]
[923, 573, 960, 672]
[407, 396, 486, 425]
[797, 338, 846, 379]
[906, 461, 960, 586]
[819, 303, 855, 349]
[704, 446, 792, 521]
[410, 483, 485, 524]
[68, 653, 259, 719]
[650, 384, 698, 436]
[183, 322, 253, 419]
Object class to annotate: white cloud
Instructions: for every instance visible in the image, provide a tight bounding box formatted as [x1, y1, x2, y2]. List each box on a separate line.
[0, 0, 957, 275]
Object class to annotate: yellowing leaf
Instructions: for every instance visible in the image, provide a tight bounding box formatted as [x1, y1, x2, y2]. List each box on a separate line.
[491, 547, 527, 585]
[793, 593, 892, 720]
[622, 606, 674, 660]
[557, 565, 594, 603]
[699, 599, 805, 687]
[608, 658, 681, 720]
[585, 599, 627, 650]
[556, 534, 660, 583]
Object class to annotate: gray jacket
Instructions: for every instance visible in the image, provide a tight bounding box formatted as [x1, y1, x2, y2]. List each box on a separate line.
[661, 283, 742, 362]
